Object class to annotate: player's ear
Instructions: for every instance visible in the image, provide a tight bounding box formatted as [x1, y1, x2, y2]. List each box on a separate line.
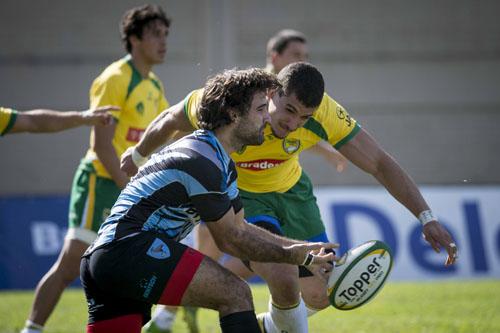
[271, 51, 279, 65]
[129, 35, 141, 49]
[228, 109, 238, 122]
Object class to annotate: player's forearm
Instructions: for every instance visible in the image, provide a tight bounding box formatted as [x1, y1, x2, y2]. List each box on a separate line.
[20, 110, 89, 133]
[245, 222, 304, 247]
[136, 111, 177, 156]
[373, 153, 429, 217]
[221, 223, 303, 265]
[95, 144, 129, 189]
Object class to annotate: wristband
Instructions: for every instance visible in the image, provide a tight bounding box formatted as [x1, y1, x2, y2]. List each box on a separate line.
[131, 147, 148, 167]
[418, 210, 437, 226]
[302, 252, 314, 266]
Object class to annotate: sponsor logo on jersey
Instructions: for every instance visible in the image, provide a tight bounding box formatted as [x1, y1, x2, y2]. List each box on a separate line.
[140, 275, 158, 298]
[126, 127, 145, 142]
[146, 238, 171, 259]
[282, 138, 301, 154]
[337, 106, 353, 127]
[336, 106, 346, 119]
[237, 159, 286, 171]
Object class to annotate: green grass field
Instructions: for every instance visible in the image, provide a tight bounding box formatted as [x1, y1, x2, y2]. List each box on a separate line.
[1, 280, 499, 333]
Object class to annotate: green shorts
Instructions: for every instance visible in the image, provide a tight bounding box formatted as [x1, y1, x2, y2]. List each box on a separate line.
[240, 171, 326, 241]
[68, 160, 121, 236]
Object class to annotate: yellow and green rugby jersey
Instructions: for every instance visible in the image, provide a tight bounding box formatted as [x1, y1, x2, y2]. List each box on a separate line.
[184, 89, 361, 193]
[0, 107, 17, 136]
[84, 55, 169, 178]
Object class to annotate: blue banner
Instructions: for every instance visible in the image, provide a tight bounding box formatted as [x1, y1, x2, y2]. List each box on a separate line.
[0, 195, 81, 289]
[1, 187, 499, 290]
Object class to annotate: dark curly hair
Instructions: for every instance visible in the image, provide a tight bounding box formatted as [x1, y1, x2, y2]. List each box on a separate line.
[198, 68, 280, 131]
[277, 62, 324, 108]
[120, 4, 171, 53]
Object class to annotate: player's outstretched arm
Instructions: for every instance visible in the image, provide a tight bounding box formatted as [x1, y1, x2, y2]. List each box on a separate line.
[121, 99, 194, 176]
[339, 128, 458, 266]
[206, 208, 337, 271]
[10, 105, 118, 134]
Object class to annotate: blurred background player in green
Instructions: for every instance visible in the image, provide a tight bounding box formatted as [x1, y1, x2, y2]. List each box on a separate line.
[0, 105, 116, 136]
[21, 4, 171, 333]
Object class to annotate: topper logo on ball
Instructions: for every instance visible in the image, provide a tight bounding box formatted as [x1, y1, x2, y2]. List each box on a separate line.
[328, 241, 393, 310]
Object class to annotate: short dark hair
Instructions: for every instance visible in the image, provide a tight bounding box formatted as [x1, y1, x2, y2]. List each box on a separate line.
[120, 4, 171, 53]
[266, 29, 307, 59]
[198, 68, 280, 131]
[278, 62, 324, 108]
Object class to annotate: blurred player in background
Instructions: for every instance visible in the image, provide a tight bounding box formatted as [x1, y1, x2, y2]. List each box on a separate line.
[121, 61, 458, 333]
[21, 5, 171, 333]
[0, 105, 116, 136]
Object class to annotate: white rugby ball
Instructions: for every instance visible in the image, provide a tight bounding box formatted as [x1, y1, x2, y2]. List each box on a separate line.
[327, 240, 393, 310]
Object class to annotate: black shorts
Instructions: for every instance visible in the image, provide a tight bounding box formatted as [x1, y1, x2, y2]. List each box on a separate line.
[80, 232, 204, 324]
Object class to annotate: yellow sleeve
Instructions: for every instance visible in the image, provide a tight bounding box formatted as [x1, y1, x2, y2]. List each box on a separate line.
[0, 107, 17, 136]
[183, 89, 203, 129]
[318, 94, 361, 149]
[89, 74, 126, 120]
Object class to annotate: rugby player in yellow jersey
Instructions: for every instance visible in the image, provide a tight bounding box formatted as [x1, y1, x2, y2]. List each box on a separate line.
[21, 5, 171, 333]
[0, 106, 115, 136]
[121, 61, 458, 333]
[195, 29, 348, 271]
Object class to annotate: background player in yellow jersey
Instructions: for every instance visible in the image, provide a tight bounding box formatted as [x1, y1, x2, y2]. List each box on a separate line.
[21, 5, 171, 333]
[121, 61, 458, 333]
[0, 105, 115, 136]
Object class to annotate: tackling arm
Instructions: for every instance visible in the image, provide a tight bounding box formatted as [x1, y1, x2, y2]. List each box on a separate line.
[339, 128, 458, 265]
[121, 100, 194, 176]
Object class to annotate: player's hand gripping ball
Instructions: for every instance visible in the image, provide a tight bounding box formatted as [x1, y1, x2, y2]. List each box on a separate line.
[327, 240, 393, 310]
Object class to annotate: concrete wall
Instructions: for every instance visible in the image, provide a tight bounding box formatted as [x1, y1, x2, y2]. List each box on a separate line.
[1, 0, 499, 194]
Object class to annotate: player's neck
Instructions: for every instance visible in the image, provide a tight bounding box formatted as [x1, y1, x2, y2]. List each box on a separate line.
[214, 126, 239, 155]
[129, 54, 153, 78]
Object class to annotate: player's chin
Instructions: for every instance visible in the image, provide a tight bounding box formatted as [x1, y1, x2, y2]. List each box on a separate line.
[271, 130, 286, 139]
[154, 54, 166, 64]
[271, 126, 289, 139]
